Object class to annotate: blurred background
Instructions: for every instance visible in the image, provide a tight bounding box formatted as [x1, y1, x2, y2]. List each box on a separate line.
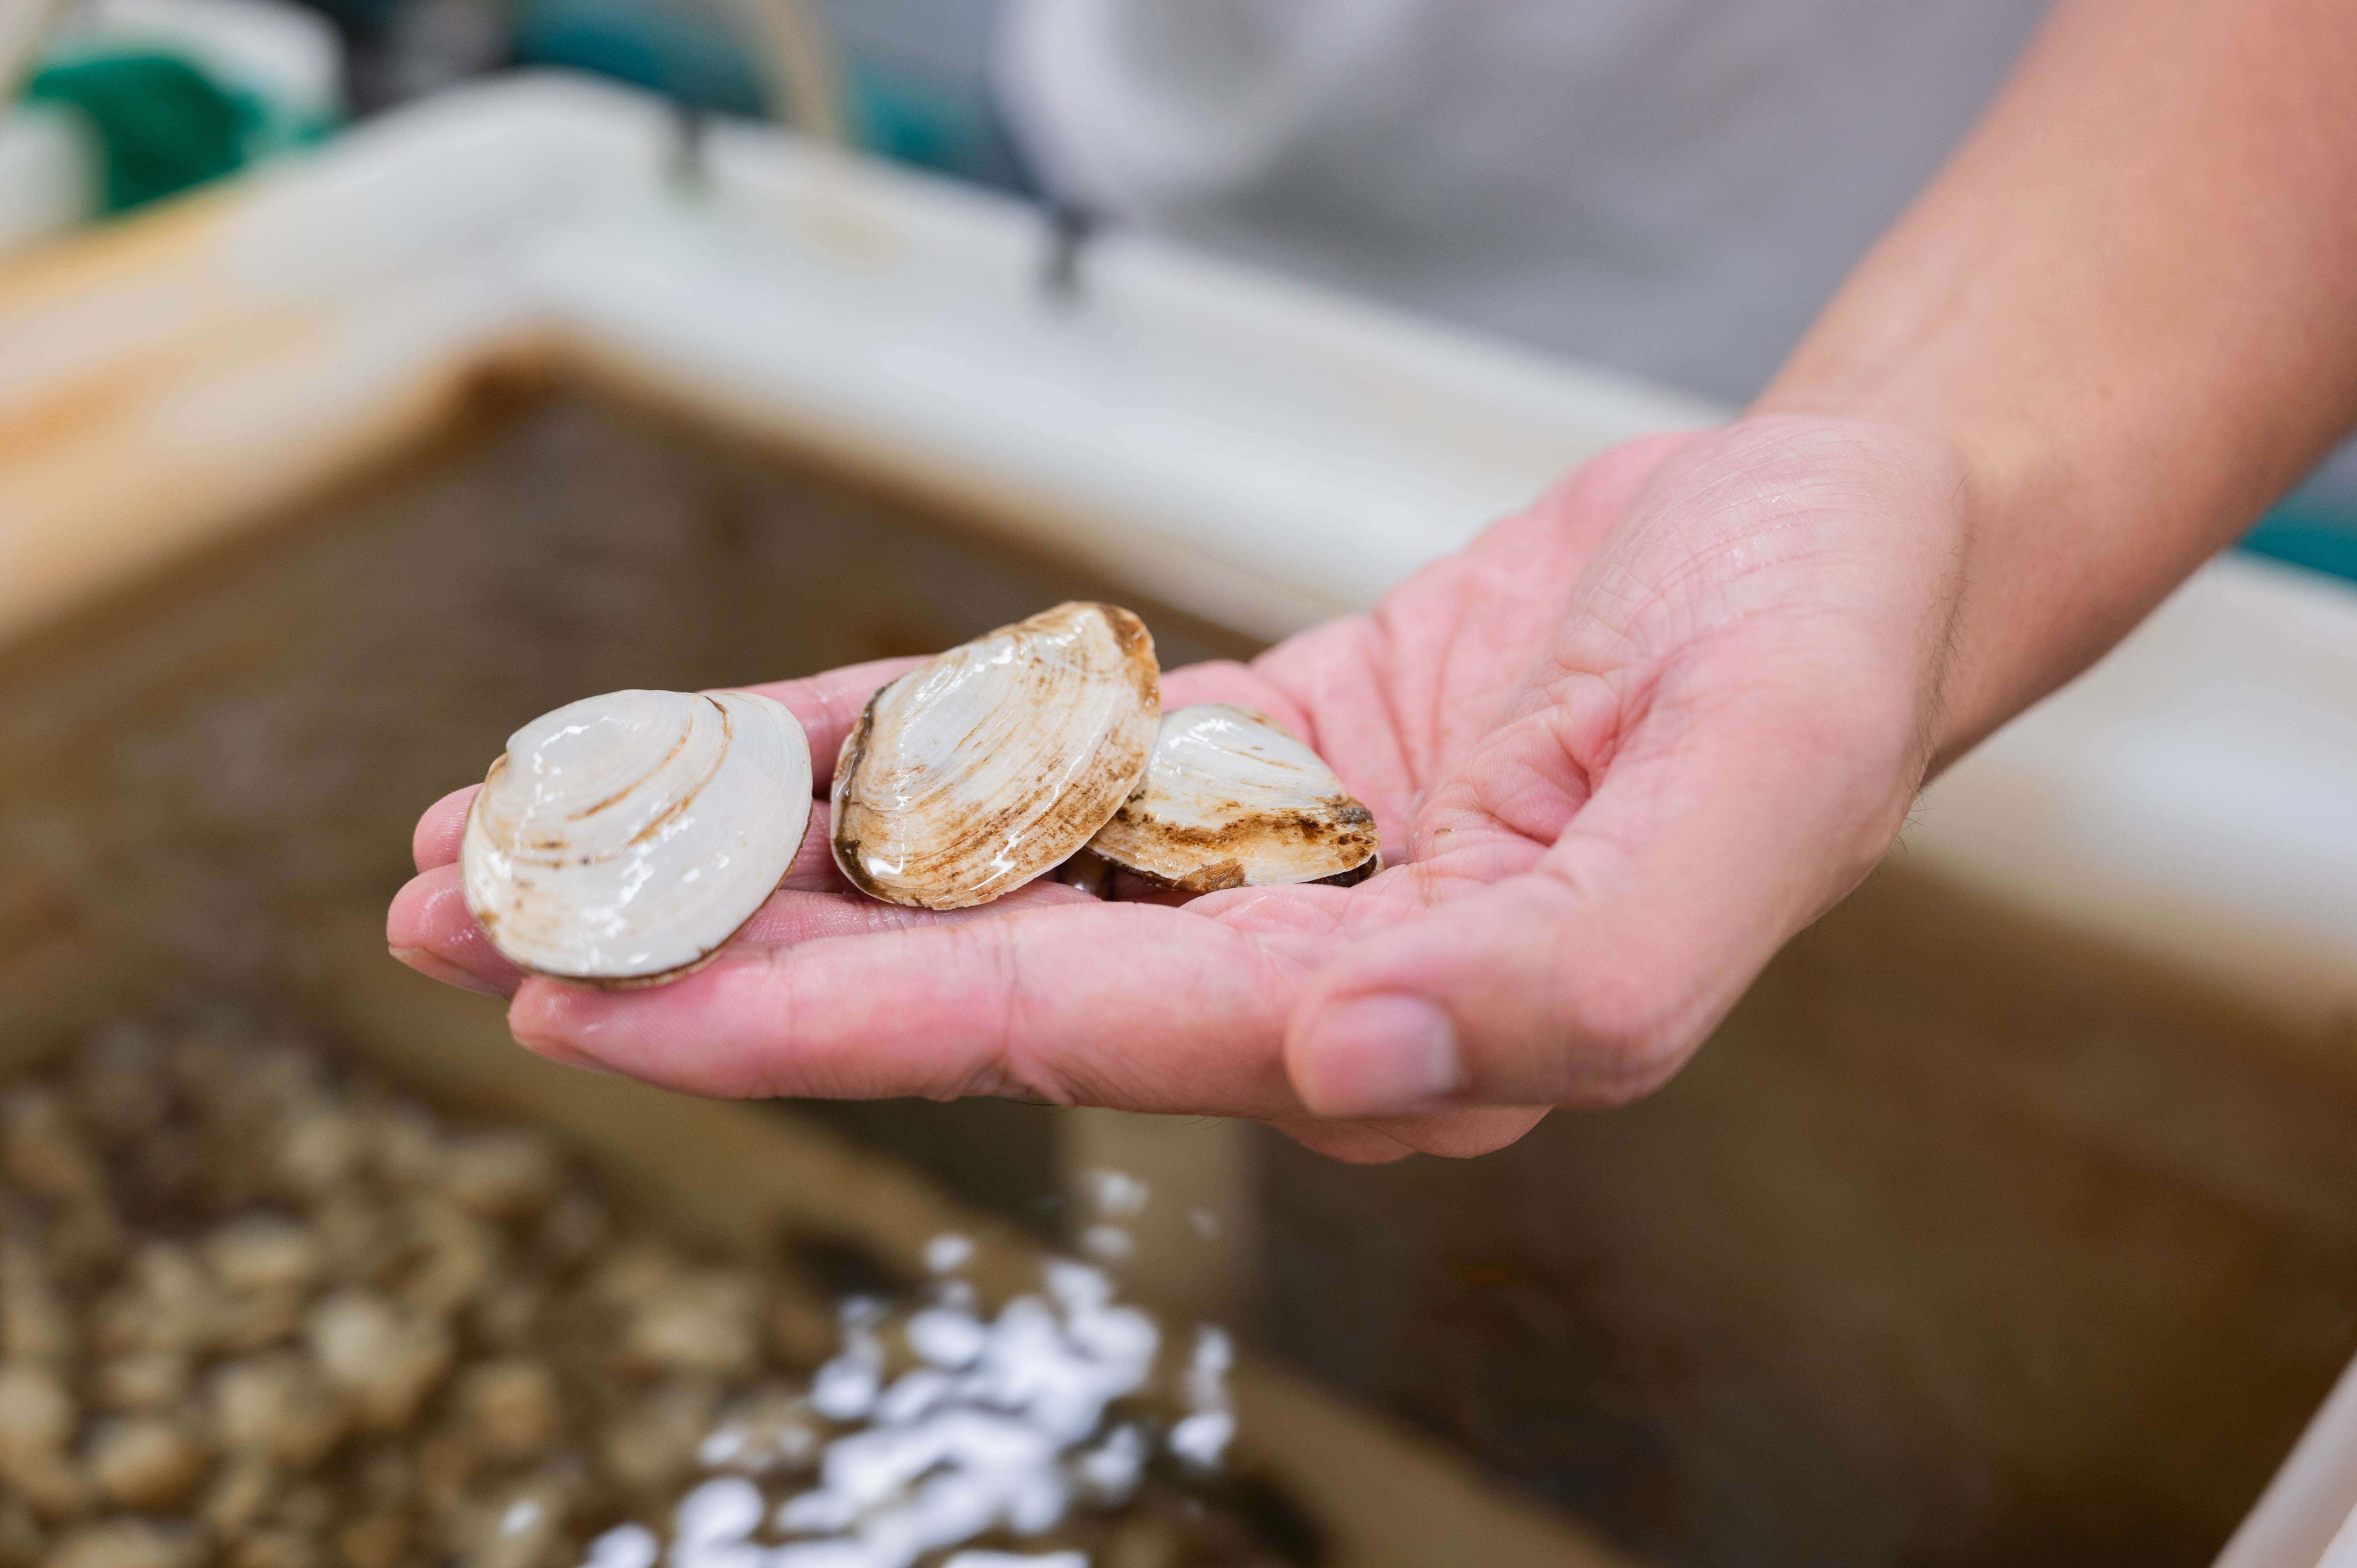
[2, 4, 2356, 1568]
[7, 0, 2355, 553]
[0, 0, 1031, 231]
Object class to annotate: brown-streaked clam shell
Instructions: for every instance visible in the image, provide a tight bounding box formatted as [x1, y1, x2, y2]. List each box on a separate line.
[830, 602, 1160, 909]
[1085, 703, 1380, 893]
[460, 689, 812, 984]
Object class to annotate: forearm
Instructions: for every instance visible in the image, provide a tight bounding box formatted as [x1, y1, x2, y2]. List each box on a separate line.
[1756, 0, 2357, 763]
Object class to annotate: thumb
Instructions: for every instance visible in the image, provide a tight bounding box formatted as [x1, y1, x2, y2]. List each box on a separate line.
[1283, 684, 1915, 1115]
[1284, 424, 1957, 1116]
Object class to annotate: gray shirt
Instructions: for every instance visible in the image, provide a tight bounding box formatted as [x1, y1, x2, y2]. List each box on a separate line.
[997, 0, 2053, 405]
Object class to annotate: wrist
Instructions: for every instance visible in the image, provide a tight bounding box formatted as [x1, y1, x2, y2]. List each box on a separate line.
[1744, 375, 2159, 778]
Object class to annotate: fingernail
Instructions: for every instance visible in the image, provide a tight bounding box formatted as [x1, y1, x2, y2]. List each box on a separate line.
[387, 946, 506, 998]
[1297, 994, 1464, 1117]
[511, 1033, 616, 1077]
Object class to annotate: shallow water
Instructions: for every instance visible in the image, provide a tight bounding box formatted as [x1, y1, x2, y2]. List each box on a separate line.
[1, 381, 2352, 1567]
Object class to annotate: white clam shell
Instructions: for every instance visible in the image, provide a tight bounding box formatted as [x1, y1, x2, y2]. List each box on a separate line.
[1085, 703, 1380, 892]
[461, 689, 812, 984]
[830, 602, 1160, 910]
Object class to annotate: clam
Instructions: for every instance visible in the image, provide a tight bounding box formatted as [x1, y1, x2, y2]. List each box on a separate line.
[1085, 704, 1380, 892]
[831, 602, 1160, 909]
[460, 689, 812, 984]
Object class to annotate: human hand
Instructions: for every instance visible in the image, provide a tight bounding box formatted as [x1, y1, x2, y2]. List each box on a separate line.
[389, 415, 1968, 1162]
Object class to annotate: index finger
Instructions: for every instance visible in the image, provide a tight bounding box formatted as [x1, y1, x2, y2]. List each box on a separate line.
[413, 785, 479, 872]
[502, 895, 1326, 1115]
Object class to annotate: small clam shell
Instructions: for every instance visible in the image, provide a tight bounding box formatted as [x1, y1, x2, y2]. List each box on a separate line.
[1085, 703, 1380, 892]
[461, 689, 812, 984]
[830, 602, 1160, 909]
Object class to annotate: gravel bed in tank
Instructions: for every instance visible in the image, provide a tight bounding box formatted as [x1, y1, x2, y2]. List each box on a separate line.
[0, 1010, 1318, 1568]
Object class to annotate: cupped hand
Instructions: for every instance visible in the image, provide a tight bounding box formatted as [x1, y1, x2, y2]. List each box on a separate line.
[389, 415, 1969, 1162]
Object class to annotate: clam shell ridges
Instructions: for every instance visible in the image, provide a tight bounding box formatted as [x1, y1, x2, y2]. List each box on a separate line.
[831, 602, 1160, 909]
[461, 689, 811, 982]
[1087, 703, 1380, 892]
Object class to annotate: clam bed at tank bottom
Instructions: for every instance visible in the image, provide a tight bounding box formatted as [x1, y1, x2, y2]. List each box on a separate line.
[0, 1010, 1319, 1568]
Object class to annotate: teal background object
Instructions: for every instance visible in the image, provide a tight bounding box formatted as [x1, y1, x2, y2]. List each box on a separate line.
[514, 0, 767, 119]
[2244, 487, 2357, 585]
[512, 0, 1028, 189]
[22, 46, 334, 217]
[25, 55, 260, 214]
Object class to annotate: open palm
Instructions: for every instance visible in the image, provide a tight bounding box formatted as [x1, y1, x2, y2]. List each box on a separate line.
[390, 415, 1968, 1162]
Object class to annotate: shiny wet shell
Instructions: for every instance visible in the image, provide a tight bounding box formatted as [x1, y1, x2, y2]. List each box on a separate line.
[830, 602, 1160, 909]
[1085, 703, 1380, 892]
[461, 688, 812, 984]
